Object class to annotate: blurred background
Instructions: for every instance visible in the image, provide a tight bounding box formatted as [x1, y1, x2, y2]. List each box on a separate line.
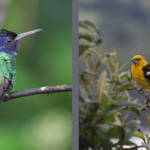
[0, 0, 72, 149]
[79, 0, 150, 144]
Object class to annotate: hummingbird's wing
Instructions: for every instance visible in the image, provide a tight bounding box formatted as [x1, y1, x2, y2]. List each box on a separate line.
[0, 76, 11, 105]
[0, 55, 14, 105]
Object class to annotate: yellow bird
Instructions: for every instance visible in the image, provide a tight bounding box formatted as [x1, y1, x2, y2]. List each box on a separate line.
[131, 55, 150, 91]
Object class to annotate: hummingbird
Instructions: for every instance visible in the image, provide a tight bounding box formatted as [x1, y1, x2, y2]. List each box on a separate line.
[0, 28, 42, 105]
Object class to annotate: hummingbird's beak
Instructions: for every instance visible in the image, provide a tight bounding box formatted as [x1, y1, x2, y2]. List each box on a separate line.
[14, 29, 43, 41]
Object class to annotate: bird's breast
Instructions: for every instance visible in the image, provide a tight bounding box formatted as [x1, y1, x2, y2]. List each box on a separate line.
[131, 65, 150, 90]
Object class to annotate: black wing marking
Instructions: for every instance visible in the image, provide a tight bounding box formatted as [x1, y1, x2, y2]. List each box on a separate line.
[0, 77, 11, 105]
[142, 64, 150, 81]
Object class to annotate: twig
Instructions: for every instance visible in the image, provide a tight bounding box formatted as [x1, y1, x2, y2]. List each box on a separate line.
[134, 85, 148, 98]
[4, 85, 72, 101]
[127, 84, 148, 98]
[128, 84, 150, 107]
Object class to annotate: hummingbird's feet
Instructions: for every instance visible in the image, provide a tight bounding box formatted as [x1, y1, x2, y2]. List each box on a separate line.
[138, 88, 143, 94]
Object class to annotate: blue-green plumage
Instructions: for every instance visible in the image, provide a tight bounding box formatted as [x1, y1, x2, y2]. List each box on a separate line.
[0, 29, 42, 105]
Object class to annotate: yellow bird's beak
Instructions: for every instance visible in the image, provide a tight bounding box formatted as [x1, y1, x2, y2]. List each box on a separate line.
[131, 57, 138, 64]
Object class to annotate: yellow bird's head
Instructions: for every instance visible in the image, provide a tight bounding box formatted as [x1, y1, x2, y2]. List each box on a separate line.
[131, 55, 148, 67]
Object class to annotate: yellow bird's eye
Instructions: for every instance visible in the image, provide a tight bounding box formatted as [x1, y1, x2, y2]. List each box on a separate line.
[138, 58, 141, 60]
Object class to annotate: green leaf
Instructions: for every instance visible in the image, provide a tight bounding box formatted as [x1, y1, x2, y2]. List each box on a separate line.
[107, 125, 125, 141]
[97, 124, 110, 133]
[112, 63, 126, 76]
[101, 102, 143, 117]
[79, 44, 90, 57]
[124, 74, 130, 81]
[113, 47, 119, 63]
[117, 95, 126, 99]
[124, 120, 141, 140]
[146, 114, 150, 127]
[121, 106, 140, 116]
[104, 91, 111, 101]
[94, 137, 113, 148]
[119, 71, 133, 82]
[109, 57, 116, 69]
[84, 53, 93, 73]
[79, 20, 102, 46]
[140, 106, 150, 111]
[116, 102, 143, 108]
[94, 60, 102, 73]
[107, 126, 118, 138]
[107, 80, 122, 85]
[79, 129, 90, 136]
[133, 132, 145, 142]
[130, 71, 133, 81]
[117, 83, 133, 92]
[79, 94, 86, 102]
[79, 82, 90, 93]
[96, 70, 107, 103]
[114, 140, 137, 147]
[124, 71, 133, 82]
[79, 33, 93, 42]
[119, 71, 129, 78]
[117, 125, 126, 142]
[79, 68, 97, 76]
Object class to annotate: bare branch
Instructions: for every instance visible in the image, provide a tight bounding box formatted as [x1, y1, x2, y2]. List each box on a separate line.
[4, 85, 72, 101]
[134, 85, 147, 98]
[127, 84, 148, 98]
[128, 84, 150, 107]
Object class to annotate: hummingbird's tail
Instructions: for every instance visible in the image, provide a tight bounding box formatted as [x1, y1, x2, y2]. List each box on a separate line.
[0, 78, 11, 105]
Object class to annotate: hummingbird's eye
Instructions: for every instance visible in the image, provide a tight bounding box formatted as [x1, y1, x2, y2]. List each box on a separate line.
[7, 38, 11, 43]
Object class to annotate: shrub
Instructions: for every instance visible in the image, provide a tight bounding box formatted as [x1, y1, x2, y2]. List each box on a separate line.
[79, 20, 150, 150]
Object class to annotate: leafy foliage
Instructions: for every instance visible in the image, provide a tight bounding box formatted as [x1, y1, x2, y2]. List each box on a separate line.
[79, 20, 150, 150]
